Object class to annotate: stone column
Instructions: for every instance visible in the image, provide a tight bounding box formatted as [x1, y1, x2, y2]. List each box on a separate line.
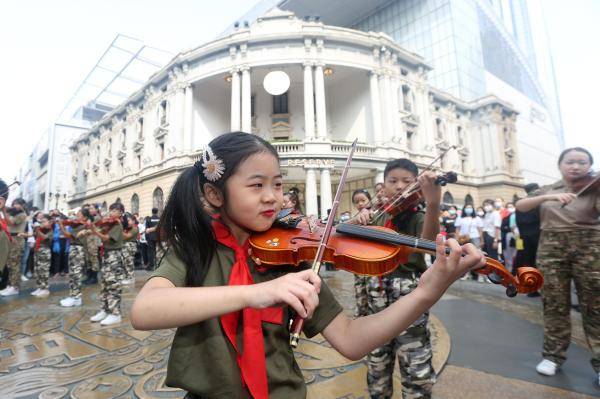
[384, 73, 394, 142]
[314, 64, 328, 139]
[378, 74, 388, 140]
[369, 71, 383, 144]
[319, 168, 332, 220]
[183, 84, 194, 152]
[376, 170, 385, 184]
[230, 69, 241, 131]
[241, 66, 252, 133]
[305, 167, 318, 217]
[391, 77, 402, 142]
[303, 62, 315, 139]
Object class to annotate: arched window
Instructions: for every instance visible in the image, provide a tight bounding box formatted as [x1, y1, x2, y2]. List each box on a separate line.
[115, 197, 122, 204]
[512, 194, 520, 204]
[153, 187, 164, 213]
[464, 194, 474, 206]
[442, 191, 454, 205]
[131, 194, 139, 215]
[101, 201, 108, 213]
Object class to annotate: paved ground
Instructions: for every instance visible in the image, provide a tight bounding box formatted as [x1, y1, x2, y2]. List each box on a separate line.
[0, 270, 597, 398]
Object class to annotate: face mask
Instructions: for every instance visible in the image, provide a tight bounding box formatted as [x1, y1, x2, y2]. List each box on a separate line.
[477, 211, 485, 217]
[484, 205, 493, 212]
[507, 207, 515, 213]
[449, 210, 456, 215]
[494, 201, 502, 208]
[464, 208, 473, 215]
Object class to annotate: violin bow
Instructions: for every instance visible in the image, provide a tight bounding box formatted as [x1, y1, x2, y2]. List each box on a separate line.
[289, 138, 357, 347]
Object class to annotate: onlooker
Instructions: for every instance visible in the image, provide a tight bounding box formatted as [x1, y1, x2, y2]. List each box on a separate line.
[481, 199, 501, 260]
[515, 183, 541, 296]
[441, 205, 458, 239]
[145, 208, 160, 271]
[500, 203, 518, 273]
[455, 204, 483, 280]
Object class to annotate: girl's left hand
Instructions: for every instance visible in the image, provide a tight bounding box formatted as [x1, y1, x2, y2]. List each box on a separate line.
[417, 235, 485, 303]
[418, 171, 441, 205]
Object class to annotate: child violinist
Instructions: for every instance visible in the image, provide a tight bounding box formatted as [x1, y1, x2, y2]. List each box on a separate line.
[131, 132, 485, 399]
[58, 208, 90, 307]
[30, 214, 53, 298]
[349, 158, 441, 398]
[89, 202, 125, 326]
[351, 188, 373, 318]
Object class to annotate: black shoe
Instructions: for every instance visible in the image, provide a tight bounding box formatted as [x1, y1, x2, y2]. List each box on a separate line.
[527, 292, 541, 298]
[84, 271, 98, 285]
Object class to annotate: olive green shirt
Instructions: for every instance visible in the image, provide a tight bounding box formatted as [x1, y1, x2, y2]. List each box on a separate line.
[125, 226, 139, 242]
[39, 231, 54, 249]
[530, 180, 600, 232]
[150, 245, 344, 398]
[8, 211, 27, 234]
[104, 224, 124, 250]
[70, 225, 87, 246]
[370, 211, 427, 274]
[0, 230, 9, 268]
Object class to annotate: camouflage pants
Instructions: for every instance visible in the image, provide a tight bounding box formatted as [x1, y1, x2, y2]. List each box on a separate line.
[366, 274, 435, 399]
[123, 242, 136, 280]
[7, 237, 24, 289]
[354, 275, 369, 317]
[100, 249, 124, 315]
[68, 245, 86, 298]
[34, 247, 51, 289]
[537, 229, 600, 373]
[85, 237, 99, 272]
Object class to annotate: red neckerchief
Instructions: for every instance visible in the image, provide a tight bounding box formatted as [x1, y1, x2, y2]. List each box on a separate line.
[212, 217, 282, 399]
[0, 211, 10, 243]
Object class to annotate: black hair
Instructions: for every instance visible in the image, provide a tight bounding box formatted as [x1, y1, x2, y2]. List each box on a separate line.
[558, 147, 593, 166]
[352, 189, 372, 203]
[523, 183, 539, 194]
[109, 202, 125, 213]
[284, 191, 303, 214]
[384, 158, 418, 179]
[159, 131, 280, 287]
[461, 203, 474, 215]
[0, 179, 7, 200]
[151, 207, 159, 215]
[81, 206, 92, 222]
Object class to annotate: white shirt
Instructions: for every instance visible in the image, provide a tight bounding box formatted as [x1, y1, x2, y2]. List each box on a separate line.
[455, 216, 483, 238]
[482, 210, 501, 235]
[138, 222, 147, 243]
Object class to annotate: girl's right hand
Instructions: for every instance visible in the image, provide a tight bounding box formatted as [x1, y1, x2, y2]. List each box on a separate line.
[546, 192, 576, 205]
[350, 208, 372, 225]
[247, 270, 321, 319]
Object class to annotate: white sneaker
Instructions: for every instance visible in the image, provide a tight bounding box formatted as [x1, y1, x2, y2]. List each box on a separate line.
[121, 278, 133, 285]
[35, 289, 50, 297]
[60, 296, 82, 307]
[0, 286, 19, 296]
[21, 275, 29, 282]
[90, 310, 108, 322]
[31, 288, 42, 296]
[100, 314, 122, 326]
[536, 359, 559, 376]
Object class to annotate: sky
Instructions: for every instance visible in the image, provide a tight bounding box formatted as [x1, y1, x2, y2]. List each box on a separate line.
[0, 0, 598, 183]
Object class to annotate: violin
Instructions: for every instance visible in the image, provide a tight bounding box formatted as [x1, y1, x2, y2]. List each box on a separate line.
[61, 219, 88, 228]
[250, 222, 543, 297]
[93, 216, 122, 233]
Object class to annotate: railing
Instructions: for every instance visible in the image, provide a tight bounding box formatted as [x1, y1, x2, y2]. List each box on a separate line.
[271, 142, 304, 154]
[331, 142, 376, 156]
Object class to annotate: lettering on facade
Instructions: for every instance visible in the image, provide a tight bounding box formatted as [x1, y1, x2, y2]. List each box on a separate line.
[285, 159, 336, 168]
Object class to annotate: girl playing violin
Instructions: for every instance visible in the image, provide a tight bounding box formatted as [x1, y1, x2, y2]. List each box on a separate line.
[282, 191, 303, 215]
[89, 202, 126, 326]
[30, 214, 53, 298]
[516, 147, 600, 384]
[58, 208, 91, 307]
[131, 132, 485, 399]
[349, 158, 441, 399]
[122, 213, 139, 285]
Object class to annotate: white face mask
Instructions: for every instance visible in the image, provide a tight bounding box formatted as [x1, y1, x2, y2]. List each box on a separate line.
[484, 205, 493, 212]
[494, 201, 502, 209]
[507, 207, 515, 213]
[464, 208, 473, 215]
[477, 211, 485, 217]
[449, 209, 456, 215]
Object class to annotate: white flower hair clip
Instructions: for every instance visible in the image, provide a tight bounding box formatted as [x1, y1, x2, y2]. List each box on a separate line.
[201, 146, 225, 182]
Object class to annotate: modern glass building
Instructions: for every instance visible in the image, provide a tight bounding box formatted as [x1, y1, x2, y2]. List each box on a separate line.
[229, 0, 564, 184]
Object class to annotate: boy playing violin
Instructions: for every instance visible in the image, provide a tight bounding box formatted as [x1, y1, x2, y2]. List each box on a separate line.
[350, 158, 440, 399]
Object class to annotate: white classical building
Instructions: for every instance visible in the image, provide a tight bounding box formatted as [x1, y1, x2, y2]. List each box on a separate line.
[69, 9, 524, 217]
